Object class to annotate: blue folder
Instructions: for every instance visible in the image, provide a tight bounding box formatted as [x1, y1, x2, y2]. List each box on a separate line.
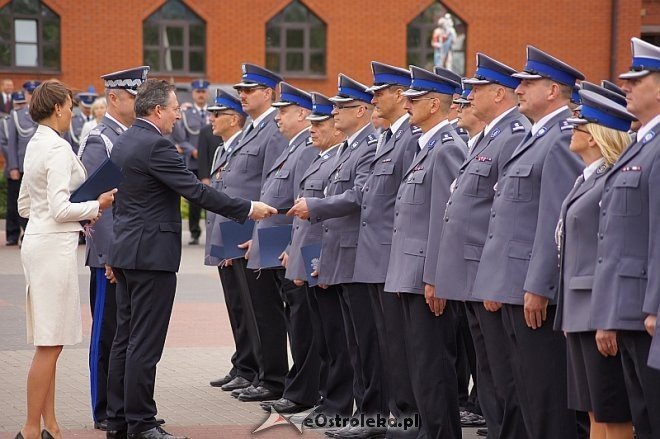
[70, 157, 122, 203]
[257, 224, 293, 269]
[210, 219, 255, 260]
[300, 241, 322, 287]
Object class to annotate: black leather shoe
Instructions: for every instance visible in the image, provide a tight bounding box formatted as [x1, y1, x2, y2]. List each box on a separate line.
[476, 428, 488, 437]
[15, 433, 25, 439]
[188, 237, 199, 245]
[6, 240, 18, 246]
[129, 426, 187, 439]
[156, 418, 165, 425]
[41, 430, 55, 439]
[231, 384, 254, 398]
[95, 420, 109, 430]
[221, 375, 251, 391]
[260, 397, 285, 410]
[337, 426, 387, 439]
[107, 430, 128, 439]
[237, 385, 282, 402]
[269, 398, 312, 414]
[210, 374, 234, 387]
[325, 426, 352, 438]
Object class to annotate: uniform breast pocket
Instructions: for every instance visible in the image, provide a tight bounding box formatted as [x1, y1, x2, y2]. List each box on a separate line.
[504, 164, 533, 202]
[238, 147, 260, 172]
[400, 170, 427, 205]
[610, 171, 642, 216]
[272, 169, 291, 198]
[303, 178, 324, 197]
[373, 162, 396, 195]
[332, 167, 352, 191]
[463, 162, 493, 198]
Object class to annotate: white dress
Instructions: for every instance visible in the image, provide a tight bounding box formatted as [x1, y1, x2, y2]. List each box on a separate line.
[18, 124, 100, 346]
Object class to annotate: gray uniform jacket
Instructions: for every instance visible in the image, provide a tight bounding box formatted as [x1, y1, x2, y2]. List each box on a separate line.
[591, 123, 660, 331]
[385, 123, 465, 294]
[0, 115, 9, 178]
[432, 109, 530, 300]
[352, 119, 420, 284]
[79, 116, 125, 268]
[247, 130, 316, 270]
[554, 166, 609, 332]
[172, 106, 208, 171]
[306, 124, 377, 285]
[65, 112, 86, 154]
[451, 120, 470, 144]
[6, 107, 37, 172]
[204, 133, 242, 266]
[285, 146, 340, 281]
[472, 108, 582, 304]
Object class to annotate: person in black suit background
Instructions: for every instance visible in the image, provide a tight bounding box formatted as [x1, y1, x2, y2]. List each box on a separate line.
[1, 78, 14, 116]
[105, 79, 276, 439]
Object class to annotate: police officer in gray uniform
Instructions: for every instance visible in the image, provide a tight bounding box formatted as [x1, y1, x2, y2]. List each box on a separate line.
[245, 82, 320, 411]
[284, 92, 354, 418]
[223, 64, 289, 402]
[591, 37, 660, 439]
[1, 92, 24, 243]
[385, 65, 466, 439]
[78, 66, 150, 431]
[66, 90, 97, 154]
[430, 54, 531, 439]
[435, 67, 469, 144]
[471, 46, 585, 439]
[6, 81, 39, 246]
[203, 90, 257, 391]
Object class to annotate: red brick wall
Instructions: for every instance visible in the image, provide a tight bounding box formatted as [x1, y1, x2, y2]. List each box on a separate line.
[0, 0, 647, 97]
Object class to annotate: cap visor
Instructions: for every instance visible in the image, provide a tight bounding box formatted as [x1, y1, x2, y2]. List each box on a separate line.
[565, 117, 586, 125]
[329, 95, 355, 103]
[307, 114, 332, 122]
[402, 89, 429, 97]
[453, 98, 470, 104]
[208, 105, 230, 111]
[619, 70, 650, 80]
[511, 71, 543, 80]
[463, 77, 491, 85]
[366, 83, 391, 93]
[271, 101, 294, 108]
[233, 81, 261, 89]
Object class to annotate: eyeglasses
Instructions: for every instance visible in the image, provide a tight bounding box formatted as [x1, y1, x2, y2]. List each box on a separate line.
[406, 96, 438, 104]
[211, 110, 233, 118]
[333, 104, 363, 111]
[572, 126, 590, 134]
[237, 86, 266, 94]
[162, 105, 181, 114]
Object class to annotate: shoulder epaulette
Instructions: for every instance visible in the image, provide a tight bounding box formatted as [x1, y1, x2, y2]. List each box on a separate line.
[511, 120, 526, 133]
[367, 134, 378, 145]
[411, 125, 423, 135]
[441, 132, 454, 143]
[559, 120, 573, 131]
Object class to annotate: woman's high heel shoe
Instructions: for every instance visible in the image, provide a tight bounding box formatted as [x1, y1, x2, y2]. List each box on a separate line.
[15, 433, 25, 439]
[41, 430, 55, 439]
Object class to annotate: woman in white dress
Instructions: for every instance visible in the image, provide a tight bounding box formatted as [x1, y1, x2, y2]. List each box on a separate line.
[15, 80, 116, 439]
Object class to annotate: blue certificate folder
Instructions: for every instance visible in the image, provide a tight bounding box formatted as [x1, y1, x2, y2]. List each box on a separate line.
[210, 219, 255, 260]
[257, 224, 293, 269]
[300, 241, 322, 287]
[70, 158, 122, 203]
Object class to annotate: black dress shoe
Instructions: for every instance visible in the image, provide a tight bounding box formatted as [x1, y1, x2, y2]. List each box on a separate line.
[41, 430, 55, 439]
[107, 430, 128, 439]
[260, 397, 285, 410]
[129, 426, 187, 439]
[210, 374, 234, 387]
[15, 433, 24, 439]
[221, 375, 251, 391]
[231, 384, 254, 398]
[476, 428, 488, 437]
[337, 426, 387, 439]
[6, 240, 18, 246]
[269, 398, 313, 414]
[156, 418, 165, 425]
[237, 385, 282, 402]
[95, 420, 109, 430]
[188, 237, 199, 245]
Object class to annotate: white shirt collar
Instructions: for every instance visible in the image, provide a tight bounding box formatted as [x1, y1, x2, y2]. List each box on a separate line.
[531, 105, 568, 136]
[252, 106, 277, 129]
[468, 131, 483, 150]
[484, 106, 516, 136]
[195, 104, 207, 113]
[105, 113, 128, 132]
[223, 130, 242, 151]
[320, 142, 341, 156]
[289, 127, 310, 147]
[389, 113, 409, 134]
[346, 122, 372, 146]
[583, 157, 605, 181]
[418, 119, 450, 149]
[637, 114, 660, 143]
[137, 117, 161, 135]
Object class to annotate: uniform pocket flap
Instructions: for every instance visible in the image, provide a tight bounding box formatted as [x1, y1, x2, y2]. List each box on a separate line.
[568, 275, 593, 290]
[241, 146, 260, 156]
[613, 172, 641, 188]
[407, 170, 426, 184]
[335, 168, 352, 182]
[159, 222, 180, 233]
[304, 179, 323, 190]
[508, 241, 532, 260]
[464, 243, 484, 261]
[274, 169, 290, 179]
[339, 233, 358, 248]
[510, 164, 533, 178]
[403, 238, 426, 256]
[617, 257, 647, 278]
[374, 162, 395, 176]
[467, 163, 492, 177]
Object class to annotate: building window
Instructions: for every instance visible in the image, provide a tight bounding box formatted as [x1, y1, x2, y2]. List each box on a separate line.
[407, 2, 466, 75]
[266, 0, 326, 77]
[642, 26, 660, 47]
[143, 0, 206, 75]
[0, 0, 60, 71]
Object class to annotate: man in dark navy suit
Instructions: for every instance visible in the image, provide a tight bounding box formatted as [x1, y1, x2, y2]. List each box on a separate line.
[105, 79, 276, 439]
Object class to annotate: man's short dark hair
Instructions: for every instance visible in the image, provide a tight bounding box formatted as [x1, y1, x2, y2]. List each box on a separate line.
[29, 79, 72, 123]
[135, 79, 175, 118]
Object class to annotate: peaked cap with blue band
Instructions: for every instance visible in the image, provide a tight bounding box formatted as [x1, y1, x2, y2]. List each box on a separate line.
[22, 80, 41, 93]
[434, 66, 463, 94]
[581, 81, 627, 107]
[619, 37, 660, 80]
[571, 84, 582, 106]
[307, 92, 334, 121]
[367, 61, 411, 92]
[11, 91, 26, 103]
[191, 79, 210, 90]
[404, 65, 461, 97]
[453, 79, 472, 104]
[101, 66, 150, 96]
[600, 80, 625, 98]
[567, 90, 636, 132]
[77, 89, 98, 107]
[234, 63, 283, 90]
[329, 74, 373, 104]
[208, 89, 247, 117]
[464, 53, 521, 89]
[272, 82, 313, 110]
[512, 45, 585, 87]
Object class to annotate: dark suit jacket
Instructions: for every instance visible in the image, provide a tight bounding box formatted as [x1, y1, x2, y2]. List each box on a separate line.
[108, 119, 251, 273]
[1, 93, 11, 115]
[197, 124, 222, 181]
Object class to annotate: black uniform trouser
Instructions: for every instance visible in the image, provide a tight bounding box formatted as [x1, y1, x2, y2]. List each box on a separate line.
[238, 262, 288, 393]
[308, 284, 354, 416]
[400, 293, 461, 439]
[187, 169, 202, 239]
[368, 284, 419, 437]
[106, 268, 176, 435]
[501, 304, 578, 439]
[453, 302, 479, 414]
[617, 330, 660, 439]
[339, 282, 387, 417]
[6, 175, 27, 242]
[276, 269, 320, 406]
[217, 264, 259, 382]
[88, 267, 118, 423]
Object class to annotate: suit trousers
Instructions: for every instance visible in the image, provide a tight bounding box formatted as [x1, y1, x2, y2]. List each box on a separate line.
[187, 169, 202, 239]
[238, 261, 288, 393]
[106, 268, 177, 434]
[217, 264, 259, 382]
[276, 269, 321, 406]
[6, 175, 27, 242]
[89, 267, 117, 423]
[339, 282, 388, 417]
[452, 302, 479, 413]
[617, 330, 660, 439]
[400, 294, 461, 439]
[501, 304, 578, 439]
[368, 283, 419, 438]
[309, 284, 354, 416]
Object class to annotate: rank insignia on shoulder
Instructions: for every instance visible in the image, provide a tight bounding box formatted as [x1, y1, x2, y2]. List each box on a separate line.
[643, 131, 656, 144]
[536, 127, 548, 137]
[622, 165, 641, 172]
[458, 127, 467, 134]
[411, 126, 423, 134]
[306, 137, 313, 145]
[89, 128, 101, 136]
[511, 121, 525, 132]
[490, 128, 501, 138]
[428, 139, 437, 148]
[396, 130, 403, 139]
[596, 164, 608, 175]
[475, 156, 492, 162]
[382, 158, 392, 163]
[367, 134, 378, 145]
[560, 120, 573, 131]
[441, 133, 454, 143]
